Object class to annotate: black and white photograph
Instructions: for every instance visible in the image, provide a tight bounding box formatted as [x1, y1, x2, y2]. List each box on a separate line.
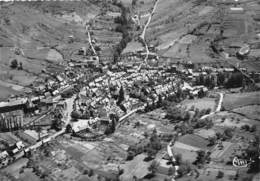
[0, 0, 259, 180]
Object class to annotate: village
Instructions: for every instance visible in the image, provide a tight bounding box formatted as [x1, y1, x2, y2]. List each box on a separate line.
[0, 0, 260, 181]
[0, 44, 259, 180]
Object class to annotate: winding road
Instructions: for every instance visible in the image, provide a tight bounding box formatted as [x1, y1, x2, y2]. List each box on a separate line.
[138, 0, 160, 70]
[167, 92, 224, 179]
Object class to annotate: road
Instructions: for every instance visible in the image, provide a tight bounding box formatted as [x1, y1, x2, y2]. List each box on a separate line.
[116, 107, 142, 129]
[85, 24, 98, 57]
[24, 96, 75, 152]
[87, 31, 97, 56]
[167, 92, 224, 179]
[138, 0, 160, 70]
[200, 92, 223, 120]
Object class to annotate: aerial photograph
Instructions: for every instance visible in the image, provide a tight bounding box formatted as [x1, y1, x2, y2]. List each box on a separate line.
[0, 0, 259, 180]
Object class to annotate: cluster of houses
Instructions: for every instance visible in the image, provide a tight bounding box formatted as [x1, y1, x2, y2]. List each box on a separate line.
[0, 66, 90, 166]
[69, 62, 211, 133]
[0, 141, 25, 168]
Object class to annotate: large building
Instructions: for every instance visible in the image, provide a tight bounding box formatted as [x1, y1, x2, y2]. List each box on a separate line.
[0, 110, 24, 131]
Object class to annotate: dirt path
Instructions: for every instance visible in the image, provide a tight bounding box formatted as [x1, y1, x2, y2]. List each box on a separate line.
[167, 92, 224, 179]
[85, 24, 97, 56]
[138, 0, 160, 70]
[200, 92, 223, 120]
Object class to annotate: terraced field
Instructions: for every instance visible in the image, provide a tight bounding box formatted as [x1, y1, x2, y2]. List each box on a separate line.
[136, 0, 260, 69]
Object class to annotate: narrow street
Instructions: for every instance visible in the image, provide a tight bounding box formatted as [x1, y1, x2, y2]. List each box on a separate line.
[24, 95, 75, 152]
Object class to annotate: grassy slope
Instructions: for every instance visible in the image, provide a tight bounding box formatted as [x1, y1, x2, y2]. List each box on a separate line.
[0, 1, 100, 100]
[223, 91, 260, 110]
[142, 0, 260, 66]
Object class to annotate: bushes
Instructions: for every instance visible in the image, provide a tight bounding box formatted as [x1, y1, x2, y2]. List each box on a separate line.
[148, 160, 160, 176]
[71, 111, 81, 119]
[241, 124, 257, 132]
[10, 59, 18, 69]
[126, 130, 162, 160]
[225, 72, 243, 88]
[216, 171, 224, 179]
[193, 150, 211, 166]
[113, 4, 133, 62]
[192, 118, 213, 129]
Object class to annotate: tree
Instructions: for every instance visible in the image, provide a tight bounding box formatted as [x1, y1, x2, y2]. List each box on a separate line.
[194, 150, 206, 165]
[175, 153, 182, 165]
[132, 0, 137, 7]
[246, 144, 260, 173]
[149, 129, 162, 151]
[10, 59, 18, 69]
[35, 126, 42, 141]
[52, 118, 62, 131]
[65, 124, 72, 133]
[205, 108, 211, 114]
[178, 162, 191, 176]
[168, 167, 175, 176]
[88, 169, 94, 177]
[205, 119, 213, 129]
[217, 72, 225, 86]
[117, 86, 125, 105]
[18, 62, 23, 70]
[223, 128, 233, 139]
[216, 171, 224, 179]
[208, 136, 217, 146]
[148, 160, 159, 176]
[71, 111, 81, 119]
[225, 72, 243, 88]
[146, 146, 157, 160]
[241, 124, 250, 131]
[249, 124, 256, 132]
[165, 103, 182, 122]
[157, 94, 163, 107]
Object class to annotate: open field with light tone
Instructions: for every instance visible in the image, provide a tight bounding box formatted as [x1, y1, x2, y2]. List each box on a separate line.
[223, 92, 260, 110]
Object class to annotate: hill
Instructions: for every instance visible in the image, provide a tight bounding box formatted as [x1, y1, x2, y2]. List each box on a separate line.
[132, 0, 260, 68]
[0, 1, 100, 100]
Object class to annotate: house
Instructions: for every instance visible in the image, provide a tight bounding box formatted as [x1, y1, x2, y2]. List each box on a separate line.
[70, 118, 99, 133]
[9, 141, 25, 155]
[0, 151, 9, 167]
[78, 47, 87, 56]
[35, 85, 46, 93]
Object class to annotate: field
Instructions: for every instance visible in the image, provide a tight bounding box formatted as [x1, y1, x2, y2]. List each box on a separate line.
[212, 111, 254, 128]
[134, 0, 154, 15]
[182, 98, 216, 111]
[223, 91, 260, 110]
[0, 84, 20, 101]
[2, 158, 28, 178]
[0, 132, 21, 146]
[120, 154, 151, 180]
[171, 146, 197, 163]
[136, 0, 260, 70]
[177, 134, 209, 150]
[19, 169, 40, 181]
[122, 41, 144, 54]
[232, 105, 260, 120]
[210, 141, 238, 161]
